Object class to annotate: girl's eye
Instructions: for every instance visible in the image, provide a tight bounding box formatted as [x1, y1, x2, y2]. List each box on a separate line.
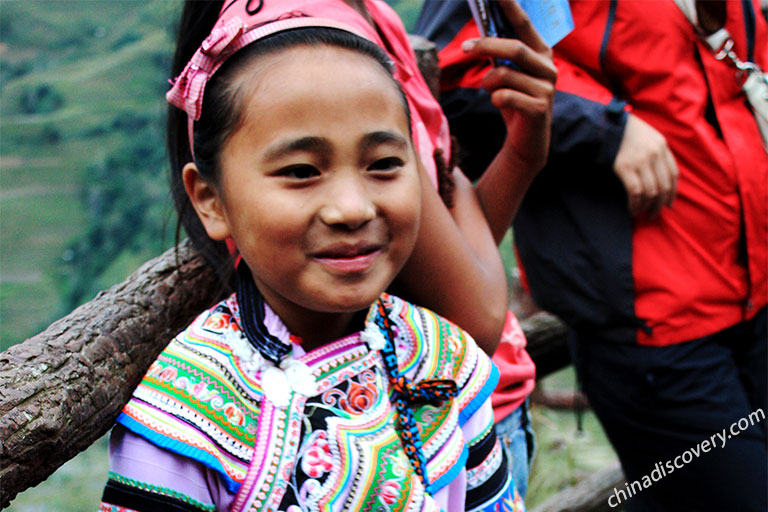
[277, 165, 320, 180]
[367, 157, 404, 173]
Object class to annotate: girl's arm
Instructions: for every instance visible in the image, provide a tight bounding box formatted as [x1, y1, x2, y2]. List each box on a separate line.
[100, 425, 232, 512]
[394, 162, 508, 355]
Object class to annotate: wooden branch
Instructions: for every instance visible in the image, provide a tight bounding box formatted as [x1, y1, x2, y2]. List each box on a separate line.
[531, 386, 589, 410]
[0, 239, 222, 508]
[520, 310, 570, 378]
[531, 463, 625, 512]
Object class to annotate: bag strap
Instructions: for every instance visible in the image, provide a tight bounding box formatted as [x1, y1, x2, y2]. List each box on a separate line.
[673, 0, 768, 150]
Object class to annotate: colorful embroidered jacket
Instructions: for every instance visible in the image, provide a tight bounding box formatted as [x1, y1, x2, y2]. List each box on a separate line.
[99, 294, 523, 512]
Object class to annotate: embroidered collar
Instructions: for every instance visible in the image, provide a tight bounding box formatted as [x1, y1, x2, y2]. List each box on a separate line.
[232, 269, 459, 487]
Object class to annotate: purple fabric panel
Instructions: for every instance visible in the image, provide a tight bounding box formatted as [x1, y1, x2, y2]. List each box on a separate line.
[461, 396, 495, 445]
[108, 425, 235, 512]
[432, 466, 468, 512]
[426, 393, 496, 511]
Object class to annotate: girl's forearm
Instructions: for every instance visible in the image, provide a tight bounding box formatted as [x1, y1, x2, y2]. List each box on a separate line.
[475, 143, 541, 245]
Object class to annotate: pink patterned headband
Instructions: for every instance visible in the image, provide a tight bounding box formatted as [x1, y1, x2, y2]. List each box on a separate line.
[166, 0, 374, 155]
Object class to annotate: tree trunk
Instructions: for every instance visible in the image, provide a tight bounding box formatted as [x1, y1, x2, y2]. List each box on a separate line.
[0, 239, 222, 508]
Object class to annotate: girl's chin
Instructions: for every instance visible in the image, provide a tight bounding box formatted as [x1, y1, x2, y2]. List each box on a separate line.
[309, 288, 388, 315]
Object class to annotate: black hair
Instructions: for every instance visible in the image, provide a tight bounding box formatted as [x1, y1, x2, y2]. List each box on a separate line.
[167, 1, 410, 286]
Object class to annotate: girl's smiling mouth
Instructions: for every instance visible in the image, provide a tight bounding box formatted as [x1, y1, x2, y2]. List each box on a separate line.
[311, 242, 384, 274]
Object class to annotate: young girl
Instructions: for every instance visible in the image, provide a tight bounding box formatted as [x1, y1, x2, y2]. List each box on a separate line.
[99, 3, 524, 511]
[162, 1, 553, 497]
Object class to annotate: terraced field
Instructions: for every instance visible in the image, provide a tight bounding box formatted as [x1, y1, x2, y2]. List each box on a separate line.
[1, 1, 177, 350]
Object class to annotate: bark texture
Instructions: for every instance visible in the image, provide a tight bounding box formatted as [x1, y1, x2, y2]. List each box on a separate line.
[520, 310, 570, 378]
[0, 239, 223, 508]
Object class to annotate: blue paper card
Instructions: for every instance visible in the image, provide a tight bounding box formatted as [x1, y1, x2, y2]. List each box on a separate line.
[519, 0, 574, 47]
[468, 0, 574, 48]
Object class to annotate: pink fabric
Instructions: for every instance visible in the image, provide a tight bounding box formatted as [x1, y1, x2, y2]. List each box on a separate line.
[491, 311, 536, 422]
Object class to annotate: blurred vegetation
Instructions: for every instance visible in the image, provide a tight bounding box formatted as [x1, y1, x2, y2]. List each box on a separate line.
[1, 0, 178, 350]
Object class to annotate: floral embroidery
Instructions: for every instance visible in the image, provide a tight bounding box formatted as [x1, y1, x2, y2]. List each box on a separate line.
[299, 479, 322, 502]
[202, 309, 231, 333]
[379, 480, 402, 505]
[118, 293, 504, 511]
[321, 370, 379, 414]
[301, 431, 333, 478]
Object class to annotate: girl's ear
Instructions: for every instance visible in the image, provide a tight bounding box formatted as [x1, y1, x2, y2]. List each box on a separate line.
[182, 162, 231, 241]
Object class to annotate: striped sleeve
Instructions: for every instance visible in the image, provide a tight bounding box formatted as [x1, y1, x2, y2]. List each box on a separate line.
[459, 351, 525, 511]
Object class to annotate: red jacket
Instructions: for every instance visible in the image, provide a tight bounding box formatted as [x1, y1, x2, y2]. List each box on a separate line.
[417, 0, 768, 346]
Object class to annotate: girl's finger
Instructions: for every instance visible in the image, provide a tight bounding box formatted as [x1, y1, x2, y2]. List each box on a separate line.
[496, 0, 550, 54]
[482, 65, 555, 99]
[464, 37, 557, 81]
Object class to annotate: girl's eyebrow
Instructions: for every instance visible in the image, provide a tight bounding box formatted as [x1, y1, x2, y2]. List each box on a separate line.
[360, 131, 408, 152]
[263, 132, 408, 162]
[264, 136, 330, 162]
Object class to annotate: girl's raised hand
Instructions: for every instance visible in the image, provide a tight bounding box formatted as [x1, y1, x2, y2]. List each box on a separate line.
[461, 0, 557, 174]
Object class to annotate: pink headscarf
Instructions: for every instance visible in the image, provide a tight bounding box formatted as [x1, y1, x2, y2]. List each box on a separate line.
[166, 0, 376, 152]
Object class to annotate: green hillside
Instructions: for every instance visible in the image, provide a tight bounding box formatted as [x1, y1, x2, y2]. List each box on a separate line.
[1, 0, 178, 350]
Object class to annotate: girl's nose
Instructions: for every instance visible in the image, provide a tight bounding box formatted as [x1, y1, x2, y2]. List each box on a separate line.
[319, 174, 376, 229]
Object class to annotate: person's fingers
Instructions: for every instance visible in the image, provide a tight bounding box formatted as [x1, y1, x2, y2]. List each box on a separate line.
[616, 165, 642, 216]
[496, 0, 550, 53]
[663, 147, 679, 206]
[613, 113, 681, 218]
[636, 161, 661, 217]
[489, 88, 551, 118]
[653, 153, 673, 213]
[463, 37, 557, 80]
[482, 65, 555, 99]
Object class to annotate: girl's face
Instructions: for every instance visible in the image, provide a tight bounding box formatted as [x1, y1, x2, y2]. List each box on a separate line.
[186, 44, 421, 338]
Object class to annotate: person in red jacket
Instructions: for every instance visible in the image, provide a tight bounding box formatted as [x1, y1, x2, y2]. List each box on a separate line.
[417, 1, 767, 510]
